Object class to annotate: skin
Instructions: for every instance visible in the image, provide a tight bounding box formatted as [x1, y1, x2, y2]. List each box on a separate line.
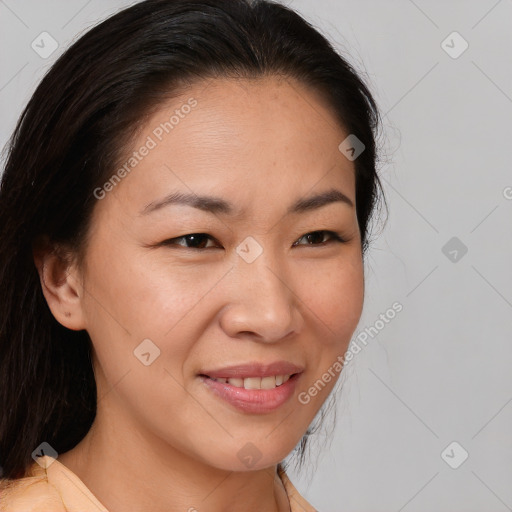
[35, 75, 365, 512]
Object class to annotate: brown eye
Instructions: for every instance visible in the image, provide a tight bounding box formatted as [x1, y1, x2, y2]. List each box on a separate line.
[293, 230, 345, 247]
[162, 233, 219, 249]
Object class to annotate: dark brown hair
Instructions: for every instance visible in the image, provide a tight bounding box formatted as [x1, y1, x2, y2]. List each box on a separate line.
[0, 0, 386, 479]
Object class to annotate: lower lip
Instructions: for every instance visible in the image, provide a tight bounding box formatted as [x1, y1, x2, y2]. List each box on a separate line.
[199, 373, 301, 414]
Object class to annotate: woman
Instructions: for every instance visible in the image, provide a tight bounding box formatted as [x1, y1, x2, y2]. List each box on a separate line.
[0, 0, 385, 510]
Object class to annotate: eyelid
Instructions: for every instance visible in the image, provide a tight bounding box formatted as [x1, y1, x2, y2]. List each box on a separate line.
[160, 233, 220, 249]
[293, 230, 346, 246]
[160, 230, 346, 250]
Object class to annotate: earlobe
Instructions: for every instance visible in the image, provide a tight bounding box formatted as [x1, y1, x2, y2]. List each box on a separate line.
[32, 237, 86, 331]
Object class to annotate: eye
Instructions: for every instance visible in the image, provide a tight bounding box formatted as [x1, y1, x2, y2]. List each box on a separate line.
[293, 230, 346, 247]
[160, 230, 346, 251]
[161, 233, 219, 249]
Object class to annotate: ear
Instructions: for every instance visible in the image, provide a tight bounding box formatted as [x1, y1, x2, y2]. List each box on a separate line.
[32, 235, 87, 331]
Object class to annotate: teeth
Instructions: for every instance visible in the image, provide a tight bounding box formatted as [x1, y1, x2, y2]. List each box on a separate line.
[260, 376, 276, 389]
[244, 377, 261, 390]
[210, 374, 292, 389]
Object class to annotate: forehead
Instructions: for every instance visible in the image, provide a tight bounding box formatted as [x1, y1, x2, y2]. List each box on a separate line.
[94, 75, 356, 221]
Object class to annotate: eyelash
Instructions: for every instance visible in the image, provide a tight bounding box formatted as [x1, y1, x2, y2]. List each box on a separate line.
[160, 230, 346, 250]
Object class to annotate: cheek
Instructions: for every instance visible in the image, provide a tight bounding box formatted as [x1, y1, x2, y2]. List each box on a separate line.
[80, 243, 234, 396]
[296, 254, 364, 341]
[83, 239, 214, 338]
[292, 260, 363, 411]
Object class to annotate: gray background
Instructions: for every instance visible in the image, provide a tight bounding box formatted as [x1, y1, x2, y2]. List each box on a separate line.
[1, 1, 511, 511]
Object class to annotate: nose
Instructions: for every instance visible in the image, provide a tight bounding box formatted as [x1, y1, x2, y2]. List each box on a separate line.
[219, 254, 304, 343]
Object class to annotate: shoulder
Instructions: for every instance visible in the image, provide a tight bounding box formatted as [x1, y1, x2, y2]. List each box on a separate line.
[0, 465, 66, 512]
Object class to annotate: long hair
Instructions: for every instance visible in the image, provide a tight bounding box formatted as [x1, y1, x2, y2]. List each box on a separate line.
[0, 0, 386, 479]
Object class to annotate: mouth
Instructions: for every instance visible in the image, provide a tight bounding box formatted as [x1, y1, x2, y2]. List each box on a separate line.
[200, 373, 295, 390]
[198, 361, 304, 414]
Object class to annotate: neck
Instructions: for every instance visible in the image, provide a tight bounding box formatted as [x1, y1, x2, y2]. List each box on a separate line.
[58, 406, 290, 512]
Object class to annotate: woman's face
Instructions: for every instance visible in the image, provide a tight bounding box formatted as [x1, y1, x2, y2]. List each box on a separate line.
[75, 76, 364, 470]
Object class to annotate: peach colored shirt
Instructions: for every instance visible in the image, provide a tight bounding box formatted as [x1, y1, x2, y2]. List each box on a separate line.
[0, 455, 317, 512]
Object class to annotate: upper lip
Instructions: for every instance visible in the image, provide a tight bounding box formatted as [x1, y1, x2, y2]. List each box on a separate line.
[200, 361, 304, 379]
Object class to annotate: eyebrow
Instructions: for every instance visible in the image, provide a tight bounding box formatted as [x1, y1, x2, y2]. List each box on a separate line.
[140, 187, 354, 217]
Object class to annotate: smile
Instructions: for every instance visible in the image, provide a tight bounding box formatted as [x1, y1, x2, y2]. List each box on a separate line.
[199, 372, 302, 414]
[208, 374, 292, 389]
